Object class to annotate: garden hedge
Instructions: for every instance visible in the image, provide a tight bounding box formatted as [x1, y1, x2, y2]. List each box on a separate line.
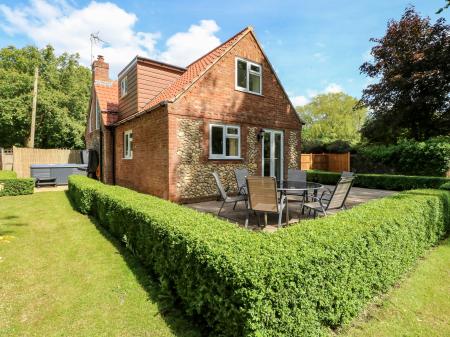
[307, 170, 450, 190]
[68, 175, 450, 337]
[0, 170, 34, 197]
[0, 170, 17, 179]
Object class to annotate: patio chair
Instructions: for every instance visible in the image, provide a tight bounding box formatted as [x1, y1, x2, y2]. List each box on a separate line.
[245, 176, 286, 229]
[286, 168, 308, 201]
[320, 171, 356, 203]
[212, 172, 247, 217]
[302, 176, 355, 218]
[234, 168, 249, 197]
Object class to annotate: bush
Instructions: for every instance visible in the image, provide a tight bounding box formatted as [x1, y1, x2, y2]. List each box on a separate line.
[354, 136, 450, 176]
[302, 139, 353, 154]
[440, 182, 450, 191]
[68, 175, 450, 337]
[0, 170, 17, 179]
[307, 170, 450, 190]
[0, 178, 34, 196]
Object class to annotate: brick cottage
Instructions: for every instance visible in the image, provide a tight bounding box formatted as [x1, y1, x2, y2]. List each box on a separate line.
[85, 26, 303, 202]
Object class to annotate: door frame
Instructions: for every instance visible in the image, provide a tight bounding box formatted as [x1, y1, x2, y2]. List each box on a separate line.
[261, 129, 284, 181]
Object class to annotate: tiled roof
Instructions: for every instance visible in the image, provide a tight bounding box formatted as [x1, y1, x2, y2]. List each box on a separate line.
[94, 80, 118, 125]
[141, 26, 251, 112]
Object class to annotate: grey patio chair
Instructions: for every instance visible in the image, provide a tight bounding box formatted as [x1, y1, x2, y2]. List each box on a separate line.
[245, 176, 287, 229]
[234, 168, 249, 197]
[302, 176, 355, 218]
[286, 168, 308, 201]
[320, 171, 356, 203]
[212, 172, 247, 217]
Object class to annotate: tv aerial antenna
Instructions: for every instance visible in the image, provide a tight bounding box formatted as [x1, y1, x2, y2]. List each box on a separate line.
[90, 32, 108, 62]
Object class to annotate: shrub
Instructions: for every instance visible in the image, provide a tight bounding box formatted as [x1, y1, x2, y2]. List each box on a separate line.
[439, 182, 450, 191]
[68, 175, 450, 337]
[307, 170, 450, 190]
[0, 178, 34, 196]
[354, 136, 450, 176]
[0, 170, 17, 179]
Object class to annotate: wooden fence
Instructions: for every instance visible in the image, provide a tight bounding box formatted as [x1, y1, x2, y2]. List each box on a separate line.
[12, 146, 82, 178]
[0, 148, 14, 171]
[300, 152, 351, 172]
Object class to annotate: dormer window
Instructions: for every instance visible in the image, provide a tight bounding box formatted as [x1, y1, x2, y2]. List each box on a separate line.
[120, 76, 128, 97]
[235, 58, 262, 95]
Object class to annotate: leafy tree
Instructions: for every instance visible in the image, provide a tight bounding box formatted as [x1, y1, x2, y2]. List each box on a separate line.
[359, 7, 450, 144]
[436, 0, 449, 14]
[0, 45, 91, 149]
[297, 92, 367, 145]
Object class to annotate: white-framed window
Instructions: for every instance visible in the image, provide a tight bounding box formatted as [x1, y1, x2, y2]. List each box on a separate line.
[123, 130, 133, 159]
[235, 57, 262, 95]
[120, 76, 128, 97]
[209, 124, 241, 160]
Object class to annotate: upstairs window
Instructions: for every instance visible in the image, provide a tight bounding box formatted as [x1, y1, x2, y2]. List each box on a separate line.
[209, 124, 240, 160]
[124, 130, 133, 159]
[120, 76, 128, 97]
[235, 58, 262, 95]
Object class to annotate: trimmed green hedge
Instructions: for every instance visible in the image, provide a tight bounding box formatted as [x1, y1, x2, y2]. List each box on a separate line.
[0, 170, 17, 179]
[0, 170, 34, 197]
[307, 170, 450, 190]
[68, 175, 450, 337]
[440, 182, 450, 191]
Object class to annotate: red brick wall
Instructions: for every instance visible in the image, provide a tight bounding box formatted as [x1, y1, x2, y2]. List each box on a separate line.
[114, 105, 169, 199]
[168, 32, 302, 201]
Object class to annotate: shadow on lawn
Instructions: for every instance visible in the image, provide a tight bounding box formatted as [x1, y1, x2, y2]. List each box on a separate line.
[65, 192, 206, 337]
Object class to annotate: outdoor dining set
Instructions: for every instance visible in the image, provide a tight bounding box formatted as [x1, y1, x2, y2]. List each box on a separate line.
[212, 169, 355, 228]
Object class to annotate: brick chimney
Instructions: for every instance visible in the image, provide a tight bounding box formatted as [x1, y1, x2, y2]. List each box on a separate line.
[92, 55, 110, 81]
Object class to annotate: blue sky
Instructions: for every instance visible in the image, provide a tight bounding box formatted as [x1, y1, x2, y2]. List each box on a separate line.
[0, 0, 448, 105]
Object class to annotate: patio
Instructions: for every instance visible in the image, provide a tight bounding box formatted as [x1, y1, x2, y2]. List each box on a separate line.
[187, 185, 395, 232]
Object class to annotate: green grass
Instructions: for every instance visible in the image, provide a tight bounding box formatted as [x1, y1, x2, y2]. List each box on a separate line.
[1, 191, 449, 337]
[341, 237, 450, 337]
[0, 192, 201, 337]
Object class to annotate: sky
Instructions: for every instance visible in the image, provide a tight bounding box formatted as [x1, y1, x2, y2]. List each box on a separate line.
[0, 0, 448, 106]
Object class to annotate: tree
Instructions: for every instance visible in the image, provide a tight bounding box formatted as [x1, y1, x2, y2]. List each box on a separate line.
[359, 7, 450, 144]
[0, 45, 91, 149]
[297, 92, 367, 145]
[436, 0, 449, 14]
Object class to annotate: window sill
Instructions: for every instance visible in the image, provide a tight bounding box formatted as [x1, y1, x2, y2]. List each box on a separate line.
[235, 87, 263, 97]
[123, 157, 133, 160]
[208, 157, 243, 161]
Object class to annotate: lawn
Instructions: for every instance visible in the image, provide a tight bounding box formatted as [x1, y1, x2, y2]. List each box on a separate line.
[341, 237, 450, 337]
[0, 191, 201, 337]
[1, 191, 449, 337]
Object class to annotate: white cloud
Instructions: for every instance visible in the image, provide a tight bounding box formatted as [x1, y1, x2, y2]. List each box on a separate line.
[290, 83, 344, 106]
[313, 52, 326, 63]
[0, 1, 222, 75]
[324, 83, 343, 93]
[160, 20, 221, 67]
[291, 95, 310, 107]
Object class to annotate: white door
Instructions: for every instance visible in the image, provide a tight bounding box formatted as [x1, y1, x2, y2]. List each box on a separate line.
[262, 130, 284, 181]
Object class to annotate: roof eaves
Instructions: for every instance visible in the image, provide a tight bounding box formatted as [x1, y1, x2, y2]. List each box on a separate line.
[113, 100, 169, 126]
[248, 30, 306, 125]
[170, 27, 252, 103]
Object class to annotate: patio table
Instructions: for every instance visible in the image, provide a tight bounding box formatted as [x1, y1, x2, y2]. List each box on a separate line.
[277, 180, 323, 223]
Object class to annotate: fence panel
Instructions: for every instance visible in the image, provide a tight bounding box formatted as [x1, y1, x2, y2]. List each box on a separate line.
[1, 148, 14, 171]
[12, 146, 82, 178]
[300, 153, 350, 173]
[327, 152, 351, 172]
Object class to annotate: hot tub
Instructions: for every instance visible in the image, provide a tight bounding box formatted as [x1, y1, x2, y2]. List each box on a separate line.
[30, 164, 88, 185]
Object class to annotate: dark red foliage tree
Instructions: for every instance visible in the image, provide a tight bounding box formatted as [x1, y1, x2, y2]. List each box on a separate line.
[359, 7, 450, 143]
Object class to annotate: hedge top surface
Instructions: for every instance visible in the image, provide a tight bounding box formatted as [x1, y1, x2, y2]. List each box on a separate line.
[0, 170, 17, 179]
[68, 175, 450, 284]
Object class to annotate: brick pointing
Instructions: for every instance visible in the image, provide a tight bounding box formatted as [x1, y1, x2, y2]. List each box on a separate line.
[114, 105, 169, 199]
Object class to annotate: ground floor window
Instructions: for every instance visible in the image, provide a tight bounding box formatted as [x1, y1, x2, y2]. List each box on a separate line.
[124, 130, 133, 159]
[209, 124, 241, 159]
